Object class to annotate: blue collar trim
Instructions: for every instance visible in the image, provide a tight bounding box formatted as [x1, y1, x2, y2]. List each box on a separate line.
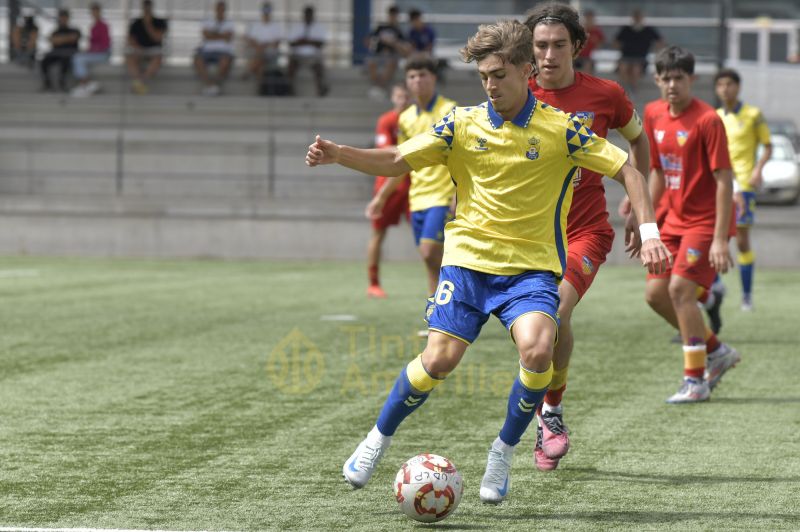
[417, 93, 439, 115]
[487, 91, 536, 129]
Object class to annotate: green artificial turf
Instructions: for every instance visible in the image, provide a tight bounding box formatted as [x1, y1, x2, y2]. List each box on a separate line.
[0, 257, 798, 530]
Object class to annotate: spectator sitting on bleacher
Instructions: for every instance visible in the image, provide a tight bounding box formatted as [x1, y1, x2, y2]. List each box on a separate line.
[40, 9, 81, 92]
[70, 3, 111, 98]
[245, 2, 283, 81]
[194, 0, 236, 97]
[575, 9, 604, 74]
[126, 0, 168, 95]
[10, 11, 39, 69]
[287, 5, 329, 97]
[614, 9, 663, 92]
[407, 8, 447, 83]
[365, 5, 408, 100]
[408, 9, 435, 55]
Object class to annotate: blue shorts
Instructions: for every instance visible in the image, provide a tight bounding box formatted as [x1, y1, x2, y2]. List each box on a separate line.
[737, 191, 756, 227]
[411, 206, 449, 246]
[426, 265, 560, 344]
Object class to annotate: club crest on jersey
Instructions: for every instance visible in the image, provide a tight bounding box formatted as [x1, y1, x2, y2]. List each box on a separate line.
[686, 248, 702, 264]
[572, 111, 595, 129]
[655, 130, 665, 143]
[474, 137, 488, 151]
[526, 137, 541, 160]
[677, 130, 689, 146]
[581, 256, 594, 275]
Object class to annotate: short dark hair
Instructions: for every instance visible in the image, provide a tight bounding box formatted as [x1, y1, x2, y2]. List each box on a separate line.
[58, 8, 70, 17]
[524, 2, 587, 57]
[388, 5, 399, 16]
[409, 9, 422, 20]
[655, 46, 695, 76]
[405, 53, 437, 74]
[714, 68, 741, 85]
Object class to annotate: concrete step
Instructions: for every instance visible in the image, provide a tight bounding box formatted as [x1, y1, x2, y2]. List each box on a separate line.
[0, 62, 487, 105]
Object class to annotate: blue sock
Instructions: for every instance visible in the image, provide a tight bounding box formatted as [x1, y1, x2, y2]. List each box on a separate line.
[375, 368, 429, 436]
[740, 263, 754, 298]
[498, 377, 547, 446]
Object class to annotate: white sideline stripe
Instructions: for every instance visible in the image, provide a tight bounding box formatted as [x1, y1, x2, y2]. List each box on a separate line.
[0, 269, 40, 278]
[0, 528, 227, 532]
[319, 314, 358, 321]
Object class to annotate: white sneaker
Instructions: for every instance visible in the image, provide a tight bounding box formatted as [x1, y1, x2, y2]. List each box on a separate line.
[741, 296, 753, 312]
[705, 344, 741, 390]
[202, 84, 221, 97]
[480, 437, 513, 504]
[367, 86, 387, 101]
[342, 427, 391, 489]
[85, 80, 100, 94]
[665, 377, 710, 404]
[70, 85, 91, 98]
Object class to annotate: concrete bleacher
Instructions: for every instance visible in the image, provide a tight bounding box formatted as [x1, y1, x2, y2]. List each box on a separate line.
[5, 61, 797, 267]
[0, 61, 488, 260]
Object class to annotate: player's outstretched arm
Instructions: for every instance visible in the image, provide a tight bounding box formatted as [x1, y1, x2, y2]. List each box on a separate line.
[305, 135, 412, 177]
[613, 163, 672, 274]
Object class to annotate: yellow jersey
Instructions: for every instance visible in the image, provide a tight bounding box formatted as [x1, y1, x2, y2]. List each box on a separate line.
[398, 92, 628, 277]
[717, 102, 772, 192]
[398, 93, 458, 212]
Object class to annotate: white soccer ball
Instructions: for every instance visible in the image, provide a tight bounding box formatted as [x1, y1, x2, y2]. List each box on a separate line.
[394, 453, 464, 523]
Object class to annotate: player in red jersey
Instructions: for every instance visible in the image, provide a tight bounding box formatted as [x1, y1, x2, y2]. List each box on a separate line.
[644, 46, 741, 404]
[621, 76, 727, 337]
[366, 83, 411, 298]
[524, 3, 659, 470]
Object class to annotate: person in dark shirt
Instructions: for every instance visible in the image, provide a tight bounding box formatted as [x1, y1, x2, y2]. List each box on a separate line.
[408, 9, 435, 54]
[365, 5, 409, 100]
[126, 0, 169, 94]
[40, 9, 81, 91]
[614, 9, 663, 92]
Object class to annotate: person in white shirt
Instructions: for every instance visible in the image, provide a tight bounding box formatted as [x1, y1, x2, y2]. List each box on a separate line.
[245, 2, 283, 80]
[193, 0, 235, 96]
[287, 5, 329, 96]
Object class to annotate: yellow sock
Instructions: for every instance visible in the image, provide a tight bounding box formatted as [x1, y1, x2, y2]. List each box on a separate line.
[406, 354, 446, 393]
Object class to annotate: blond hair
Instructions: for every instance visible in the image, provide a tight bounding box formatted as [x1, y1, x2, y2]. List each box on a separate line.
[461, 20, 533, 66]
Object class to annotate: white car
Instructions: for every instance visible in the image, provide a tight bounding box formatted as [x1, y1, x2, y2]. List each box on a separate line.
[756, 134, 800, 205]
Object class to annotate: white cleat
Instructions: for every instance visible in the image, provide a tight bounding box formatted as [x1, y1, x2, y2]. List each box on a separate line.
[480, 438, 513, 504]
[705, 344, 741, 390]
[342, 430, 391, 489]
[665, 377, 710, 404]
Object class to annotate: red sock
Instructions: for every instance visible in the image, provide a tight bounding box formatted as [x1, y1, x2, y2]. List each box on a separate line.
[544, 385, 566, 407]
[368, 265, 379, 287]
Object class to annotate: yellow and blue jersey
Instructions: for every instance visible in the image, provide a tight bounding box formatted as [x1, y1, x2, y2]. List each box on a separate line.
[398, 91, 628, 277]
[398, 93, 458, 212]
[717, 102, 772, 192]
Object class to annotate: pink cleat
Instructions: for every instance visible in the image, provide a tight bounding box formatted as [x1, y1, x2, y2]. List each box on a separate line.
[367, 285, 388, 298]
[533, 424, 560, 471]
[539, 411, 570, 459]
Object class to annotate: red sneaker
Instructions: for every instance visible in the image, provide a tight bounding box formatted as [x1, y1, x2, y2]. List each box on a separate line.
[539, 411, 570, 459]
[533, 424, 559, 471]
[367, 285, 387, 298]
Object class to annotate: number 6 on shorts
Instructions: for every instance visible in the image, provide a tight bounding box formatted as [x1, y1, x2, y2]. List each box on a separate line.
[435, 280, 455, 305]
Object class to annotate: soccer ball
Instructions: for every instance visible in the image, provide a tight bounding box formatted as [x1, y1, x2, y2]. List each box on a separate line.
[394, 453, 464, 523]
